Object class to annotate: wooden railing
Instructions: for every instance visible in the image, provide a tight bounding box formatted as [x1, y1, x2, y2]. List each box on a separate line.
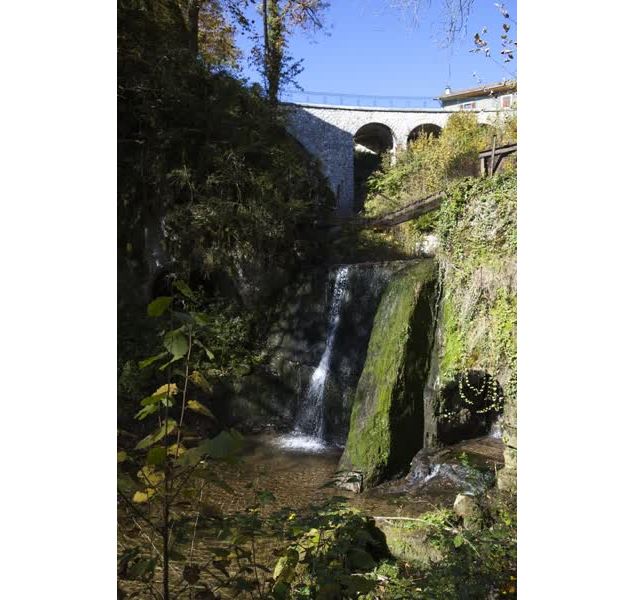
[312, 143, 516, 233]
[318, 191, 444, 233]
[479, 142, 517, 176]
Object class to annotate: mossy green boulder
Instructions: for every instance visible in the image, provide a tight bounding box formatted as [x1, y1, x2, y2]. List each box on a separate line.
[339, 259, 438, 487]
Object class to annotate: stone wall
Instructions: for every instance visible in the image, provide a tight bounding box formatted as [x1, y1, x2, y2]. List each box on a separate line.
[283, 103, 497, 215]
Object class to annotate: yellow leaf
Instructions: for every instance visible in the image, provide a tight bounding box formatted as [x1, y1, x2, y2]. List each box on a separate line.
[153, 383, 178, 397]
[132, 488, 156, 503]
[137, 465, 165, 488]
[190, 371, 212, 392]
[117, 451, 127, 463]
[167, 443, 186, 458]
[187, 400, 216, 419]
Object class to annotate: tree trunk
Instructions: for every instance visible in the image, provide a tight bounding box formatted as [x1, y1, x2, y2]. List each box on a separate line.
[187, 0, 201, 55]
[263, 0, 283, 104]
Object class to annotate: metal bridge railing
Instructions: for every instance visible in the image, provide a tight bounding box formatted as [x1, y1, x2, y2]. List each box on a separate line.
[280, 89, 441, 109]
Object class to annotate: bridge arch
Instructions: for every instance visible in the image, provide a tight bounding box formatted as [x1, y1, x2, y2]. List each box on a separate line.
[353, 122, 395, 212]
[283, 103, 483, 214]
[354, 122, 395, 155]
[407, 123, 442, 144]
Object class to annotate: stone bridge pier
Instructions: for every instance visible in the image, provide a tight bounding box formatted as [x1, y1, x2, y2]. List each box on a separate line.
[283, 102, 494, 215]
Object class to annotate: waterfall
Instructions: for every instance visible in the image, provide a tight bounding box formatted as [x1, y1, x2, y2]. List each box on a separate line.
[270, 262, 407, 453]
[275, 266, 351, 452]
[296, 266, 350, 438]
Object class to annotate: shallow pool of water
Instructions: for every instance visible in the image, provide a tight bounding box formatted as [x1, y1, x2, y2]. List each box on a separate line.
[201, 433, 464, 519]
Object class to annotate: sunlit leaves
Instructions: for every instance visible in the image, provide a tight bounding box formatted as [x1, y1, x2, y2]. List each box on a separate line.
[173, 279, 195, 300]
[187, 399, 216, 419]
[133, 465, 165, 502]
[138, 351, 168, 369]
[135, 384, 178, 420]
[190, 370, 213, 392]
[132, 489, 156, 503]
[135, 418, 178, 449]
[167, 442, 186, 458]
[147, 296, 172, 317]
[163, 328, 189, 361]
[135, 404, 159, 420]
[178, 430, 243, 466]
[273, 548, 299, 583]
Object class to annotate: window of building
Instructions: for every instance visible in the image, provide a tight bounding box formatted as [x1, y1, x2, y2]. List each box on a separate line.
[461, 101, 477, 110]
[500, 94, 514, 109]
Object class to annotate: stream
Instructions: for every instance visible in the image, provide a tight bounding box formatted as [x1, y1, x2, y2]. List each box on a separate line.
[198, 432, 504, 521]
[119, 260, 505, 597]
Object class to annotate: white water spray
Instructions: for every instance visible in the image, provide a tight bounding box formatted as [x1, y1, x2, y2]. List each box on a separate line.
[291, 266, 350, 446]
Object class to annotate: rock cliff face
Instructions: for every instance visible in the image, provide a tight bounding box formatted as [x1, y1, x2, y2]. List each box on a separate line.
[434, 174, 517, 491]
[218, 175, 516, 494]
[218, 261, 413, 442]
[339, 260, 438, 486]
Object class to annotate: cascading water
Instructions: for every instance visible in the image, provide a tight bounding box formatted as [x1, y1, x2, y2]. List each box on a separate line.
[296, 266, 350, 438]
[276, 266, 351, 452]
[270, 262, 408, 453]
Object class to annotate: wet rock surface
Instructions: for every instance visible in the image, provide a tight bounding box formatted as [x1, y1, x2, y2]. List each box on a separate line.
[340, 260, 438, 486]
[224, 261, 414, 444]
[376, 436, 504, 498]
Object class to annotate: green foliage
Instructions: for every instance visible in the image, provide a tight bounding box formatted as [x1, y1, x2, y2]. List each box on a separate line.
[269, 505, 389, 599]
[118, 284, 252, 597]
[147, 296, 173, 317]
[368, 497, 516, 599]
[413, 495, 517, 598]
[256, 0, 330, 103]
[435, 172, 517, 491]
[436, 173, 517, 389]
[118, 0, 333, 306]
[362, 111, 516, 254]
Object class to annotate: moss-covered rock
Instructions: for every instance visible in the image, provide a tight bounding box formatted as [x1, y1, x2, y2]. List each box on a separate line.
[339, 260, 438, 486]
[435, 173, 517, 491]
[376, 519, 445, 568]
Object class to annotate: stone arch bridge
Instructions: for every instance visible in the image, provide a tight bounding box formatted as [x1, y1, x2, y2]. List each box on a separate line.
[284, 102, 497, 215]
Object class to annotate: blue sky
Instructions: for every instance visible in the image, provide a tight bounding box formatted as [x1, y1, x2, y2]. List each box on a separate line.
[234, 0, 517, 99]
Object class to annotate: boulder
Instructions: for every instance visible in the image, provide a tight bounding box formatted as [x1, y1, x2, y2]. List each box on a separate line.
[453, 493, 483, 530]
[339, 260, 438, 486]
[375, 519, 444, 568]
[334, 470, 363, 494]
[404, 437, 501, 495]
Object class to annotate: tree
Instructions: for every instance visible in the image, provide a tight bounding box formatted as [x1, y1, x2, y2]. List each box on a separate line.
[471, 3, 516, 77]
[256, 0, 329, 104]
[176, 0, 244, 66]
[389, 1, 516, 78]
[389, 0, 476, 47]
